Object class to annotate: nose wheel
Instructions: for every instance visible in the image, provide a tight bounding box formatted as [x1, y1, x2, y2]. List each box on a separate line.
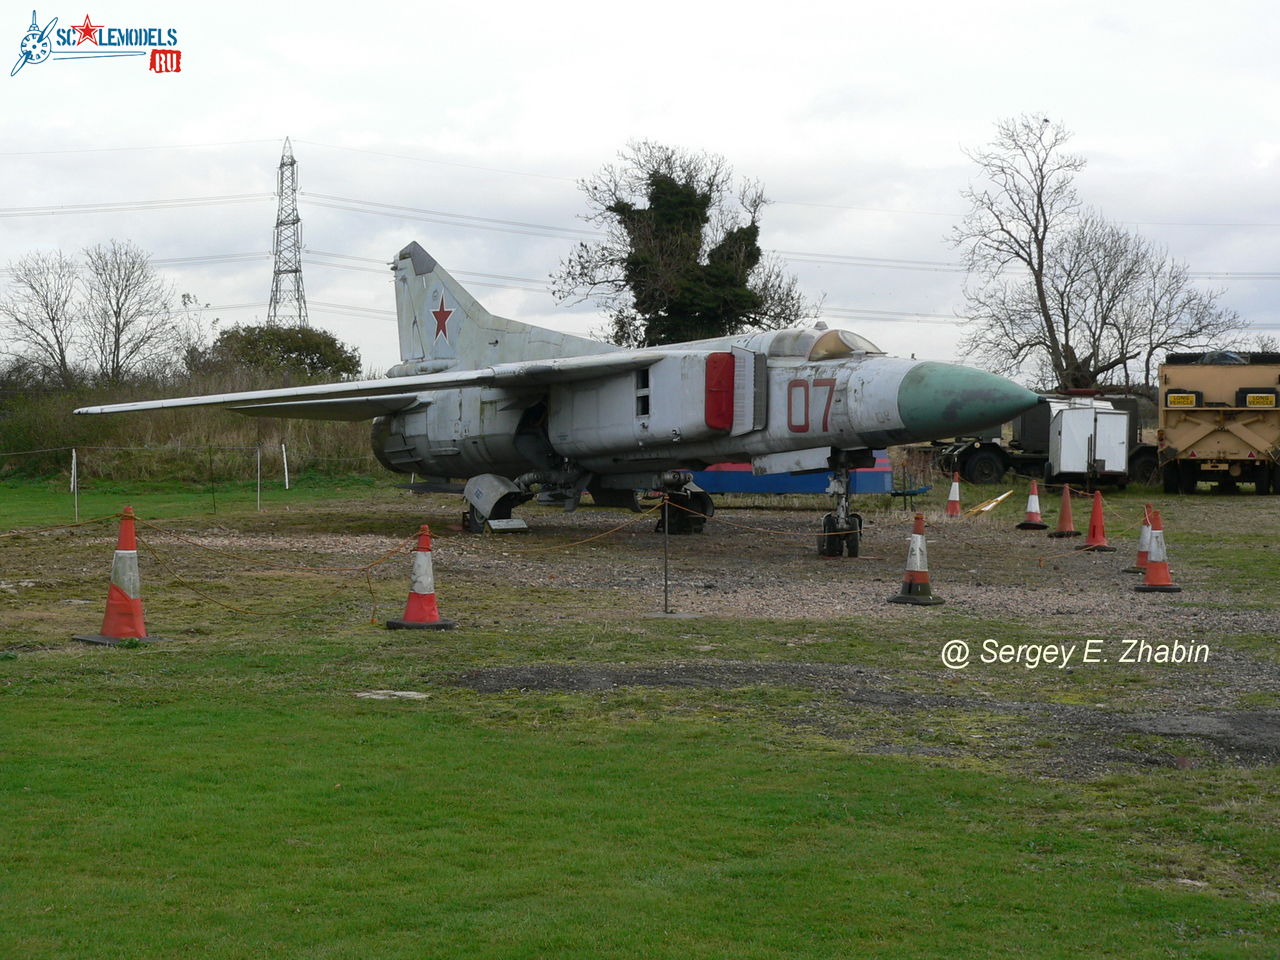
[819, 512, 862, 556]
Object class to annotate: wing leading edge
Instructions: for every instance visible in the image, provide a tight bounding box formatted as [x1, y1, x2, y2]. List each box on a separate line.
[73, 350, 665, 419]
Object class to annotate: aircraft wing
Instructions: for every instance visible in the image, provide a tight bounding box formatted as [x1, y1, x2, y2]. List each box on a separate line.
[229, 394, 423, 420]
[74, 350, 664, 418]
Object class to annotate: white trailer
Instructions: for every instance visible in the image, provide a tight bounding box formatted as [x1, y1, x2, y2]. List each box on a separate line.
[1047, 400, 1130, 480]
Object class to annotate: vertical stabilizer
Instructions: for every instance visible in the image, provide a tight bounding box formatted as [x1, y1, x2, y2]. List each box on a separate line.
[391, 242, 616, 373]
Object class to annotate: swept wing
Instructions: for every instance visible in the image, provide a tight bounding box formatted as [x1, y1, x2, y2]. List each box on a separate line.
[75, 350, 664, 420]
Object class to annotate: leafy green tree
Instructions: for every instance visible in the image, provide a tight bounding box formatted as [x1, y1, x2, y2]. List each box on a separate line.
[188, 324, 360, 380]
[553, 141, 813, 347]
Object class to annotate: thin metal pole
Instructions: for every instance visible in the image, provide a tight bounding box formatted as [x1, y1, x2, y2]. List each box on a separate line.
[281, 442, 290, 490]
[662, 496, 670, 614]
[207, 446, 217, 515]
[71, 448, 79, 522]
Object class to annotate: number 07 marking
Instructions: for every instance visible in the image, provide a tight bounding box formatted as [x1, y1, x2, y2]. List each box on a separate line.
[787, 378, 837, 433]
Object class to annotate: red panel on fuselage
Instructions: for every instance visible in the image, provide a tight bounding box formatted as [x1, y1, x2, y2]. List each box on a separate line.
[705, 352, 735, 432]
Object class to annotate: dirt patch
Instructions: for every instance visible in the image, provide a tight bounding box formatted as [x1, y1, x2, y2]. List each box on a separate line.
[453, 660, 1280, 776]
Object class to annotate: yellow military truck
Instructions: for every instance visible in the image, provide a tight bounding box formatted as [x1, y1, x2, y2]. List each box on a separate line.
[1158, 351, 1280, 494]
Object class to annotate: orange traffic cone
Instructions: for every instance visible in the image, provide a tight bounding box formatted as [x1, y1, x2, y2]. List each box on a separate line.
[74, 506, 167, 646]
[888, 513, 944, 606]
[1016, 480, 1049, 530]
[1135, 510, 1181, 593]
[1047, 484, 1081, 538]
[386, 525, 457, 630]
[945, 472, 962, 517]
[1124, 503, 1153, 574]
[1075, 490, 1116, 551]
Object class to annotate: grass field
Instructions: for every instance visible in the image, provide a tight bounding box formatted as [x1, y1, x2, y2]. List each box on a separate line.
[2, 478, 1277, 958]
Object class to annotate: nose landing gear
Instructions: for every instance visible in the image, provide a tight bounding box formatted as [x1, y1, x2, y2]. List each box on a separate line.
[818, 468, 862, 557]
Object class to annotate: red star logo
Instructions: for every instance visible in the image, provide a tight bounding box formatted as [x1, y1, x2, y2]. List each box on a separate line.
[431, 295, 452, 340]
[73, 15, 102, 45]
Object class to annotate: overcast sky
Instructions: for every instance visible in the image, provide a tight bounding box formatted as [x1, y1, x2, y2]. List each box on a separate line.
[4, 0, 1278, 374]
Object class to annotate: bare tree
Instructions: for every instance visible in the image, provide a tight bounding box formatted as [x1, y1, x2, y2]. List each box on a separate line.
[82, 239, 180, 383]
[1249, 333, 1279, 353]
[0, 250, 82, 387]
[1131, 256, 1240, 388]
[955, 116, 1242, 390]
[952, 116, 1088, 387]
[553, 140, 816, 346]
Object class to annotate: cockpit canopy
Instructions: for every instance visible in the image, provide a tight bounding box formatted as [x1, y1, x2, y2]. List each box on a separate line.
[759, 326, 884, 360]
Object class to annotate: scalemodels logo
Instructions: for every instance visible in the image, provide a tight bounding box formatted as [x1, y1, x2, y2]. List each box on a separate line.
[10, 10, 181, 77]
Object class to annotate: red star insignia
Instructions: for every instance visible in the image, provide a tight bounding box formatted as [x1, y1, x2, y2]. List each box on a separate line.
[73, 15, 102, 45]
[431, 295, 452, 340]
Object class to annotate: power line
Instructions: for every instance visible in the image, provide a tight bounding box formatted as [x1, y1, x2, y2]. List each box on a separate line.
[293, 139, 577, 183]
[301, 192, 597, 237]
[152, 252, 270, 267]
[0, 138, 279, 158]
[2, 134, 1279, 229]
[784, 255, 966, 273]
[305, 250, 548, 289]
[0, 193, 272, 218]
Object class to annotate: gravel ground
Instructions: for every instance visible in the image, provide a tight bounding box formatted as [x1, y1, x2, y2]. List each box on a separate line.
[135, 499, 1280, 637]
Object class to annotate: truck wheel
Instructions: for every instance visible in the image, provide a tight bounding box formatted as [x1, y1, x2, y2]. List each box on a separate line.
[1129, 452, 1159, 487]
[1256, 467, 1273, 496]
[963, 449, 1006, 485]
[1163, 463, 1180, 494]
[1178, 461, 1200, 495]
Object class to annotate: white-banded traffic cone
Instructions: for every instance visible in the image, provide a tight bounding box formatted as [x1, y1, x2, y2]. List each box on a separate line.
[386, 525, 457, 630]
[887, 513, 944, 606]
[945, 472, 962, 517]
[1124, 503, 1153, 574]
[74, 506, 169, 646]
[1016, 480, 1049, 530]
[1135, 510, 1181, 593]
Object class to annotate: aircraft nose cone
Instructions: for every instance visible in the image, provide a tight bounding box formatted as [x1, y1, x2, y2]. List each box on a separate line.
[896, 362, 1039, 440]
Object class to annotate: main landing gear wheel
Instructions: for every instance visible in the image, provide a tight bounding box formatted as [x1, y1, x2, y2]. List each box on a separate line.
[462, 495, 518, 533]
[654, 491, 712, 534]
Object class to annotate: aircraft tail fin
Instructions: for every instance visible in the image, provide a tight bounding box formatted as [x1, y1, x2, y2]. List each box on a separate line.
[392, 241, 613, 372]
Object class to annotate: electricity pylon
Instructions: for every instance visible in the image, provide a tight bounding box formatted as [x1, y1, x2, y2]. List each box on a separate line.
[267, 137, 308, 326]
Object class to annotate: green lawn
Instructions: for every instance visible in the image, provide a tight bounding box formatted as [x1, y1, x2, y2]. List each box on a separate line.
[3, 648, 1274, 960]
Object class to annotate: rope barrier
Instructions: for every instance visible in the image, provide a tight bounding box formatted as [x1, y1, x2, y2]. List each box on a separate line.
[485, 504, 663, 554]
[136, 535, 370, 619]
[659, 497, 888, 557]
[134, 516, 418, 573]
[0, 513, 120, 539]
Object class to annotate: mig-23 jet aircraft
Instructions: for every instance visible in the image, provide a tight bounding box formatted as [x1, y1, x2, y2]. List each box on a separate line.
[77, 241, 1039, 549]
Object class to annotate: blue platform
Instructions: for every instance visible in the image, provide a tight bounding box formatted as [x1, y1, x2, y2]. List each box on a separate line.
[690, 452, 893, 495]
